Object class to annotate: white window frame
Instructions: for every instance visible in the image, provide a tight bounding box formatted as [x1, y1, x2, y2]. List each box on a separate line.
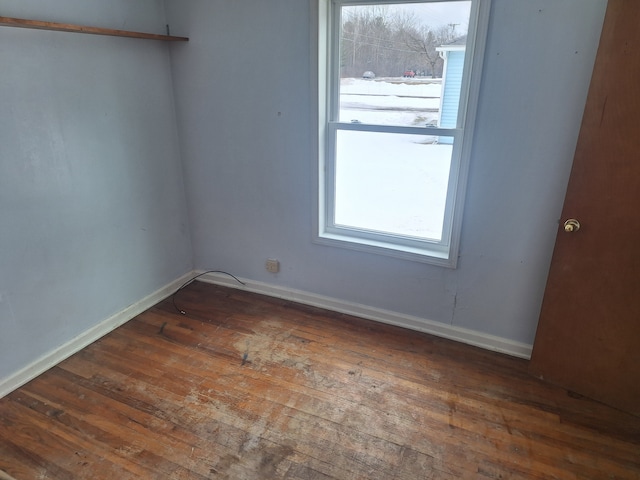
[313, 0, 491, 267]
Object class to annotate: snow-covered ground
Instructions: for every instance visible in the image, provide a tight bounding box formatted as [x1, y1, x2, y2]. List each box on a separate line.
[340, 77, 442, 126]
[340, 77, 442, 97]
[335, 77, 452, 241]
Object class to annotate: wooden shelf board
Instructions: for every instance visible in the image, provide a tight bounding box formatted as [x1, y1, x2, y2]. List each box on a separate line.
[0, 16, 188, 41]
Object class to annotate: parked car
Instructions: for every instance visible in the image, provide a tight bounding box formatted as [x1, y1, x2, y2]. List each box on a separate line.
[362, 71, 375, 79]
[403, 70, 415, 78]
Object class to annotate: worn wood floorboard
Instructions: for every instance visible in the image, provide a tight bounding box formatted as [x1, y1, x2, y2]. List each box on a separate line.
[1, 281, 639, 479]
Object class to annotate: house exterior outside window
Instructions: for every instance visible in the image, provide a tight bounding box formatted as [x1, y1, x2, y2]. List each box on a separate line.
[437, 35, 467, 144]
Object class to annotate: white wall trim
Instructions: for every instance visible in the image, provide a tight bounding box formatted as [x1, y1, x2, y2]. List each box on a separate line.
[0, 271, 195, 399]
[197, 271, 533, 359]
[0, 268, 532, 400]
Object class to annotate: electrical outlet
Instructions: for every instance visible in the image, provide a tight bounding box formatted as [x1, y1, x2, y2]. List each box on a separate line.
[265, 258, 280, 273]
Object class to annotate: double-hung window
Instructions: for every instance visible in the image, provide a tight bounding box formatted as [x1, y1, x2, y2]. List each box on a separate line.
[316, 0, 490, 266]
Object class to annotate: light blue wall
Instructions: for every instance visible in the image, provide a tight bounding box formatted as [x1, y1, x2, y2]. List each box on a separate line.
[0, 0, 609, 384]
[0, 0, 192, 381]
[166, 0, 607, 347]
[439, 50, 465, 131]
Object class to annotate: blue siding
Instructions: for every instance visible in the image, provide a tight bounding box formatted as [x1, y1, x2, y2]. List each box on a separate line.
[438, 50, 465, 143]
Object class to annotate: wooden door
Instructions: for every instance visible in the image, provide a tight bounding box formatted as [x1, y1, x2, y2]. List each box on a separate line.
[529, 0, 640, 416]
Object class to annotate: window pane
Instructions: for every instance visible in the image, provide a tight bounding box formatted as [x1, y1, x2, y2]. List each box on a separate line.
[334, 130, 453, 241]
[339, 2, 471, 127]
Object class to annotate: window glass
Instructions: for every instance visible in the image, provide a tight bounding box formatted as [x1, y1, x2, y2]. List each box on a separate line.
[339, 2, 472, 128]
[334, 130, 453, 241]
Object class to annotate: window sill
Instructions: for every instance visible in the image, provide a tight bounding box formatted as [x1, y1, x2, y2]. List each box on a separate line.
[314, 230, 456, 267]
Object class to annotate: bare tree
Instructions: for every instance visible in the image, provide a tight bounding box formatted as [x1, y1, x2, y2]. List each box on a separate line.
[339, 6, 465, 78]
[402, 26, 440, 77]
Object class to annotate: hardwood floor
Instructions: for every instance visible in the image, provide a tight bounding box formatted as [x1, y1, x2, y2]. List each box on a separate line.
[1, 281, 639, 479]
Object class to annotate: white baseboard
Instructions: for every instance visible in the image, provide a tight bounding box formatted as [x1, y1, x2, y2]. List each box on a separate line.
[197, 272, 533, 359]
[0, 271, 194, 399]
[0, 270, 532, 399]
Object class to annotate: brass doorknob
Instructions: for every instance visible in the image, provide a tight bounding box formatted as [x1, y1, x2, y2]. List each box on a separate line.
[564, 219, 580, 233]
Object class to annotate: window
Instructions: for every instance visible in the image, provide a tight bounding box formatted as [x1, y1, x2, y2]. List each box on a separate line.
[315, 0, 490, 266]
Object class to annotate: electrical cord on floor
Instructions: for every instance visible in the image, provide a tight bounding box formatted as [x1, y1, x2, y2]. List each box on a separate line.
[172, 270, 245, 315]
